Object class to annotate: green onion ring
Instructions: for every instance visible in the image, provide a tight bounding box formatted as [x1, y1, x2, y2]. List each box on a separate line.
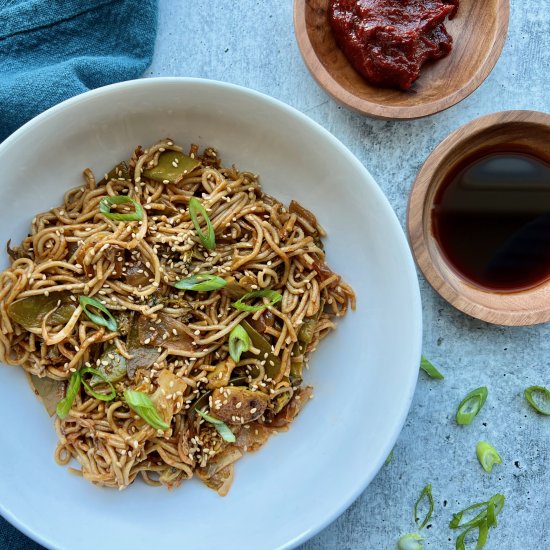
[524, 385, 550, 415]
[476, 441, 502, 473]
[79, 296, 118, 332]
[487, 494, 505, 526]
[414, 484, 434, 530]
[420, 355, 444, 379]
[456, 386, 488, 426]
[449, 494, 505, 530]
[124, 390, 170, 431]
[56, 371, 81, 419]
[189, 197, 216, 250]
[397, 532, 423, 550]
[232, 289, 282, 312]
[99, 195, 143, 222]
[449, 501, 489, 530]
[455, 522, 484, 550]
[451, 494, 504, 550]
[196, 409, 236, 443]
[228, 324, 251, 363]
[174, 274, 227, 292]
[80, 366, 116, 401]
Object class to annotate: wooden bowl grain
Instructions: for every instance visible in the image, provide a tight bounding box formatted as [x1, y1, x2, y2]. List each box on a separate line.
[293, 0, 510, 119]
[407, 110, 550, 326]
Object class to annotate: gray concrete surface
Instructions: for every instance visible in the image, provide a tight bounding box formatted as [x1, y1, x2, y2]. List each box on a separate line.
[3, 1, 549, 548]
[146, 2, 548, 549]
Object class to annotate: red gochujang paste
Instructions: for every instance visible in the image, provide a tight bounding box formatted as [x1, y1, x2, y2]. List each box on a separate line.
[328, 0, 460, 90]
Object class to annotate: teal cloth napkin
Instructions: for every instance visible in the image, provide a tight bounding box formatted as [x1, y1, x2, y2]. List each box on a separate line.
[0, 515, 42, 549]
[0, 0, 158, 142]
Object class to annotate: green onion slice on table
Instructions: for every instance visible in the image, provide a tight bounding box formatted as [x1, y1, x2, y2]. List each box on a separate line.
[476, 441, 502, 473]
[456, 386, 488, 425]
[449, 501, 491, 530]
[55, 370, 81, 419]
[174, 274, 227, 291]
[232, 289, 282, 312]
[124, 390, 170, 431]
[524, 385, 550, 415]
[79, 296, 118, 332]
[420, 355, 444, 379]
[450, 494, 505, 550]
[397, 533, 423, 550]
[196, 409, 236, 443]
[228, 324, 251, 363]
[99, 195, 143, 221]
[189, 197, 216, 250]
[414, 484, 434, 530]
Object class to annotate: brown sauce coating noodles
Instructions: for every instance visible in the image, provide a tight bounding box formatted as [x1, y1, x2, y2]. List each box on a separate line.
[0, 139, 355, 494]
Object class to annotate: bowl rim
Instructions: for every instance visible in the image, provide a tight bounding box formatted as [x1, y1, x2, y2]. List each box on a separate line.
[293, 0, 510, 120]
[407, 109, 550, 326]
[0, 76, 423, 549]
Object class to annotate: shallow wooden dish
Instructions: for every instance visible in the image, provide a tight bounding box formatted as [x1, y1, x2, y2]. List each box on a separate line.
[294, 0, 510, 119]
[408, 110, 550, 326]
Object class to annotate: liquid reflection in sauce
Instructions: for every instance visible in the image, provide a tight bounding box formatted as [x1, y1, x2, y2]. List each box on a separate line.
[432, 147, 550, 292]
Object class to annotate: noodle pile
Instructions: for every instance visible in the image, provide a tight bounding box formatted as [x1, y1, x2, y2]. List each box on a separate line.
[0, 139, 355, 494]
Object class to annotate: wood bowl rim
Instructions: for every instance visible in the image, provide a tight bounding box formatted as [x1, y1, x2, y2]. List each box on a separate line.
[293, 0, 510, 120]
[407, 110, 550, 326]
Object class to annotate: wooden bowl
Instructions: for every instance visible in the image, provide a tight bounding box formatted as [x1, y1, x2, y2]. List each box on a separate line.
[408, 110, 550, 326]
[293, 0, 510, 119]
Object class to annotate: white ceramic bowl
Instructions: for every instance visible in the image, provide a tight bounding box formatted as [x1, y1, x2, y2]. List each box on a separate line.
[0, 78, 421, 550]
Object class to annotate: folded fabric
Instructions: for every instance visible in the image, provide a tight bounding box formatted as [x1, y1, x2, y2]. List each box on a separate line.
[0, 514, 42, 549]
[0, 0, 158, 142]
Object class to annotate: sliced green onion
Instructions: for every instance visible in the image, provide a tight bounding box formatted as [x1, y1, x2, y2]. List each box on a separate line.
[420, 355, 444, 379]
[449, 501, 490, 530]
[476, 520, 490, 549]
[397, 533, 423, 550]
[232, 289, 283, 312]
[228, 324, 251, 363]
[124, 390, 170, 431]
[174, 274, 227, 292]
[196, 409, 236, 443]
[456, 386, 488, 425]
[449, 494, 505, 531]
[79, 296, 118, 332]
[452, 495, 505, 550]
[524, 385, 550, 415]
[385, 449, 394, 466]
[486, 494, 505, 527]
[80, 367, 116, 401]
[414, 484, 434, 530]
[99, 195, 143, 221]
[476, 441, 502, 473]
[56, 371, 81, 419]
[455, 522, 485, 550]
[189, 197, 215, 250]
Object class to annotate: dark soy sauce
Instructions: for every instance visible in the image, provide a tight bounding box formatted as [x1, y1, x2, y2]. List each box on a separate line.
[432, 146, 550, 292]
